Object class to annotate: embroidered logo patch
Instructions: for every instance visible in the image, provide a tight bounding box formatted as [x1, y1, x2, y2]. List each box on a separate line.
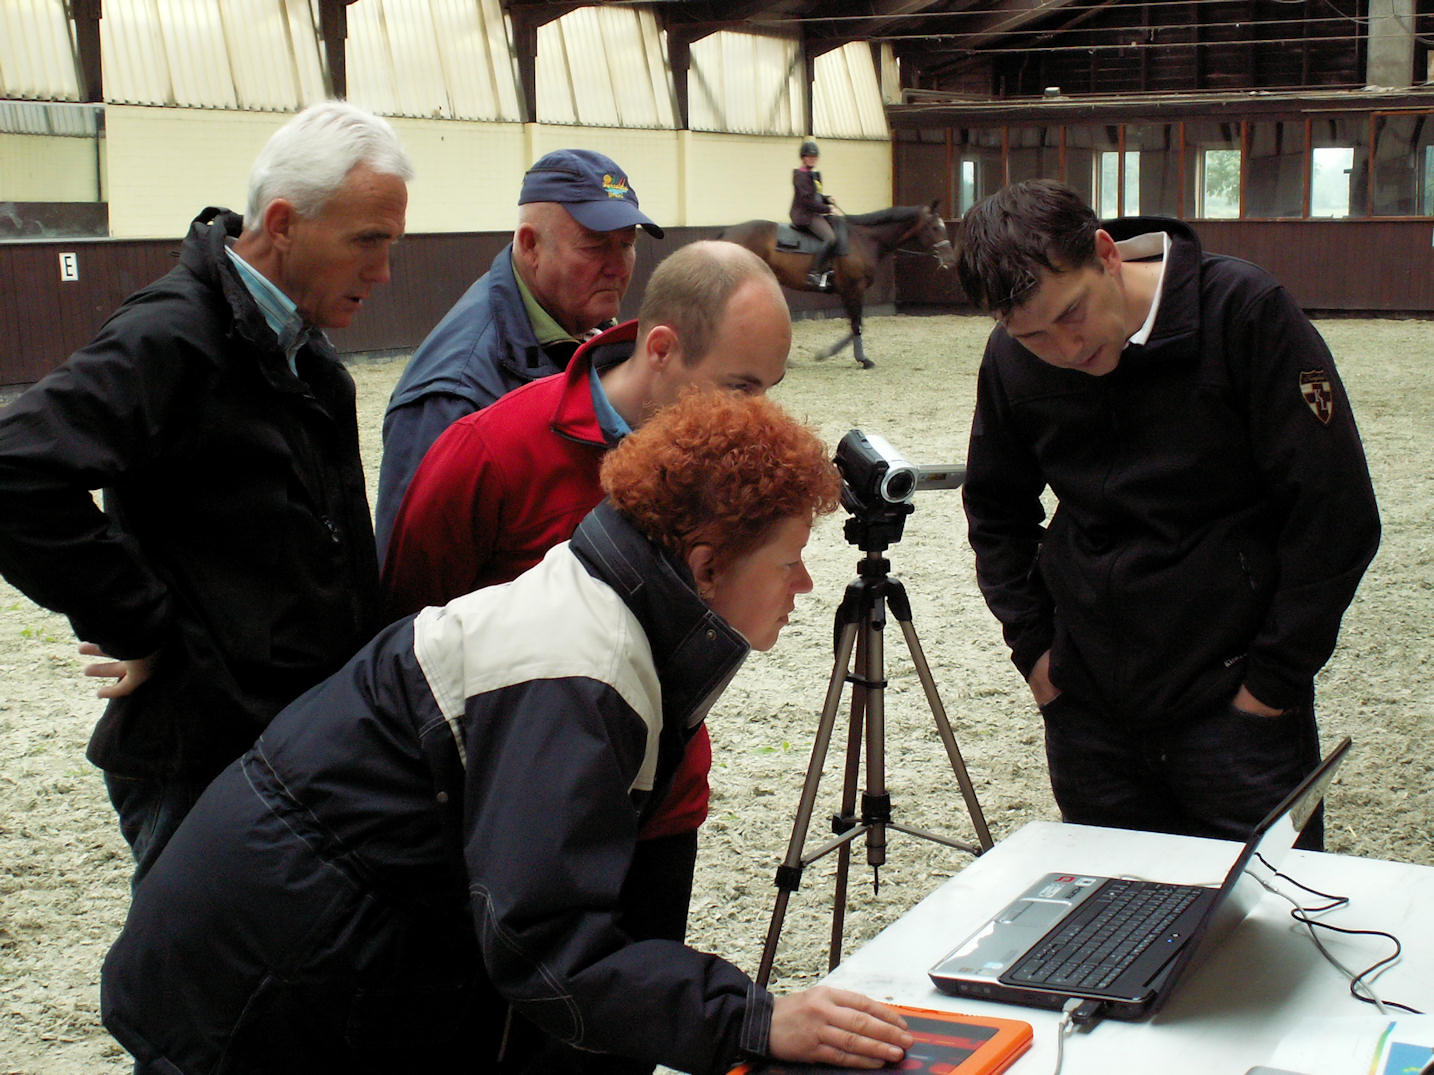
[602, 173, 631, 201]
[1299, 369, 1334, 425]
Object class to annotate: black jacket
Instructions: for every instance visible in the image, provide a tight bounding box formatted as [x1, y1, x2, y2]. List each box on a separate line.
[102, 502, 769, 1075]
[0, 207, 381, 779]
[963, 217, 1380, 722]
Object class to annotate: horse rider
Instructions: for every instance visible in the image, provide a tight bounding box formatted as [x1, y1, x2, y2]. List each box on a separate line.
[790, 139, 841, 291]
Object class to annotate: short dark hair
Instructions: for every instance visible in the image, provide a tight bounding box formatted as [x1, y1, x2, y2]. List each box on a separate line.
[956, 179, 1100, 315]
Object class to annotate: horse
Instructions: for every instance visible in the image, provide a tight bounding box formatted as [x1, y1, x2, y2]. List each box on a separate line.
[719, 201, 955, 369]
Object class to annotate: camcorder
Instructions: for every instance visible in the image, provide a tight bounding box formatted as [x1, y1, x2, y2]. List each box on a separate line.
[834, 429, 965, 514]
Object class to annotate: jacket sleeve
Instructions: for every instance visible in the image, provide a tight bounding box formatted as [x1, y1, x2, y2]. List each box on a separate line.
[0, 321, 177, 659]
[962, 340, 1056, 680]
[380, 416, 502, 621]
[460, 675, 771, 1075]
[1227, 286, 1380, 708]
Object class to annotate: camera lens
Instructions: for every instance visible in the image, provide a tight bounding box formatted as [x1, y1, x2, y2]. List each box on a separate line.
[881, 468, 917, 502]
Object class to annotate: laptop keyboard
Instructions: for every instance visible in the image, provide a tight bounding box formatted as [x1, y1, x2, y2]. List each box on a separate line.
[1003, 879, 1203, 991]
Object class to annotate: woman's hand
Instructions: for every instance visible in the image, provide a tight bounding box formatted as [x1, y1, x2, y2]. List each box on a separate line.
[768, 986, 913, 1068]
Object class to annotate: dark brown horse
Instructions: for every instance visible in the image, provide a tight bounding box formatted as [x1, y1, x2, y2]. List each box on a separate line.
[719, 201, 955, 369]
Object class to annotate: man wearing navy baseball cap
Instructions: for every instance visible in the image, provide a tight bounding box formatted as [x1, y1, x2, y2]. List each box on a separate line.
[375, 148, 664, 561]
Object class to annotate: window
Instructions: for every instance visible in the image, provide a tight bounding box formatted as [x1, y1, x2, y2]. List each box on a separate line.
[1244, 120, 1306, 218]
[1370, 113, 1434, 217]
[1201, 150, 1242, 218]
[1098, 150, 1138, 217]
[1309, 116, 1368, 218]
[1125, 125, 1179, 216]
[1425, 145, 1434, 216]
[1311, 147, 1355, 217]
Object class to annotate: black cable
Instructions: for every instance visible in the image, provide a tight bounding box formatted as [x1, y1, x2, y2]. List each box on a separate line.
[1254, 853, 1424, 1016]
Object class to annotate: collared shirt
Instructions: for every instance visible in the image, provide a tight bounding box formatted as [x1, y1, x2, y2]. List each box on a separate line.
[224, 246, 313, 374]
[1116, 231, 1171, 348]
[589, 363, 631, 443]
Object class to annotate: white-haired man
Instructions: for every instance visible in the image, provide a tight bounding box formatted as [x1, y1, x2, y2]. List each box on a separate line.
[0, 101, 413, 885]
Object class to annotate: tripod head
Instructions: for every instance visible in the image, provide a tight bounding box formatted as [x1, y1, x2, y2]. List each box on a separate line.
[841, 493, 913, 554]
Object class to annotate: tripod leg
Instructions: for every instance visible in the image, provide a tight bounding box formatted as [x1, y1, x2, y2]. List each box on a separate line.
[828, 628, 869, 972]
[756, 619, 860, 987]
[894, 616, 994, 852]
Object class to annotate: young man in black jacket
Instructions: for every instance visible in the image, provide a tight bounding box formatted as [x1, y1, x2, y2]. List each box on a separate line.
[957, 179, 1379, 849]
[0, 101, 412, 885]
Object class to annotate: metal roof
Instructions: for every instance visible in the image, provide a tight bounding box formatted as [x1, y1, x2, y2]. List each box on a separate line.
[0, 0, 80, 101]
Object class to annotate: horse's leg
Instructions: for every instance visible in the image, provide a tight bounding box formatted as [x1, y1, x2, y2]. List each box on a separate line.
[816, 332, 854, 360]
[839, 277, 873, 369]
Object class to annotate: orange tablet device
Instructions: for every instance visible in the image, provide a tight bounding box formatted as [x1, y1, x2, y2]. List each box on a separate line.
[728, 1004, 1033, 1075]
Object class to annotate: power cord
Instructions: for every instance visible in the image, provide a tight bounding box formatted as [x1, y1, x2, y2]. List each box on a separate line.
[1050, 998, 1106, 1075]
[1253, 853, 1423, 1016]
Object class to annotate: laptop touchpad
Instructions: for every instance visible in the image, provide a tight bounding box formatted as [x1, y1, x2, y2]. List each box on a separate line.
[1001, 899, 1071, 929]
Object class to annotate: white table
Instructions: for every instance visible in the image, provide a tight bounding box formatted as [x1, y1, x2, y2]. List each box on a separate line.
[822, 821, 1434, 1074]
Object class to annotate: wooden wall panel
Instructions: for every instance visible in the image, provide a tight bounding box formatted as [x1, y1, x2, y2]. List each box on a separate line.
[897, 218, 1434, 317]
[2, 226, 853, 388]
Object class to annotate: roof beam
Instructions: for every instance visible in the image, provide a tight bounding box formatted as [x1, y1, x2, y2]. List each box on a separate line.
[71, 0, 103, 102]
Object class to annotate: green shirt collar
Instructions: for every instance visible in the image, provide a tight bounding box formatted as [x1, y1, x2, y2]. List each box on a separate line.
[512, 251, 578, 348]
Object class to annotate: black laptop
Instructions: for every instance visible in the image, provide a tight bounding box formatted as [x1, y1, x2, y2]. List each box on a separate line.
[928, 736, 1351, 1020]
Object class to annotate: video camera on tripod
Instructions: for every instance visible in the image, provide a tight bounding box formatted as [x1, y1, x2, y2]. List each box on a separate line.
[754, 428, 992, 988]
[834, 429, 966, 550]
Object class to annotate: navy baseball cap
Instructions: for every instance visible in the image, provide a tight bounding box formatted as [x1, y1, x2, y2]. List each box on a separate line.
[518, 149, 664, 238]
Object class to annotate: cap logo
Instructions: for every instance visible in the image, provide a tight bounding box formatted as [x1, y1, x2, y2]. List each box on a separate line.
[602, 173, 631, 201]
[1299, 368, 1334, 425]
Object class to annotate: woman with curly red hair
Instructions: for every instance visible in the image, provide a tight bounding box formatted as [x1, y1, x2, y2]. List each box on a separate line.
[102, 389, 911, 1075]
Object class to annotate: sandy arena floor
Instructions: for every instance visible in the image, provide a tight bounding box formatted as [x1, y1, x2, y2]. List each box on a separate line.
[1, 313, 1430, 1073]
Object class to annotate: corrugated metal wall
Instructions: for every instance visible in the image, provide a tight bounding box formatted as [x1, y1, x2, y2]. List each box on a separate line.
[0, 2, 882, 136]
[347, 0, 521, 120]
[690, 31, 804, 135]
[538, 7, 674, 128]
[97, 0, 327, 110]
[0, 0, 79, 101]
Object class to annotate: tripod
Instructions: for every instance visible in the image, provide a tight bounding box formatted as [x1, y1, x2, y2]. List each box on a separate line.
[755, 501, 994, 987]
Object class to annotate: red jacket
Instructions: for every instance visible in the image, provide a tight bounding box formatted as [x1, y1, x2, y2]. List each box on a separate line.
[382, 321, 711, 839]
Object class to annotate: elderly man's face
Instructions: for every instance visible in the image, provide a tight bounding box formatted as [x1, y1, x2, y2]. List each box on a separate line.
[281, 163, 407, 329]
[523, 210, 637, 335]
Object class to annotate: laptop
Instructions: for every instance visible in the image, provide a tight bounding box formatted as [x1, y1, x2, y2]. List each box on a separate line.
[928, 736, 1352, 1020]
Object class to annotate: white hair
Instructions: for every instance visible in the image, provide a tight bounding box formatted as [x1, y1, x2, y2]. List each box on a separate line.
[243, 101, 414, 232]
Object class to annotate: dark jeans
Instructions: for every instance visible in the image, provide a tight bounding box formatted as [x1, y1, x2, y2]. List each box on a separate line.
[1040, 694, 1324, 850]
[105, 770, 207, 892]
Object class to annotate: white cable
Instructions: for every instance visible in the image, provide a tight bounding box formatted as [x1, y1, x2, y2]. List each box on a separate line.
[1050, 998, 1083, 1075]
[1256, 874, 1394, 1013]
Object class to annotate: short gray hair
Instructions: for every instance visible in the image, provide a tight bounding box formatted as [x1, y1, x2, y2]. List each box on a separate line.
[244, 101, 414, 231]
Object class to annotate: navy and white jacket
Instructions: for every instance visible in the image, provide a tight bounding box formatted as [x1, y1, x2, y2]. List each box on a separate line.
[101, 501, 772, 1075]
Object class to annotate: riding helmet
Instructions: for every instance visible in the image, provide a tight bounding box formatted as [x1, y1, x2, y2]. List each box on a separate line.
[800, 139, 819, 158]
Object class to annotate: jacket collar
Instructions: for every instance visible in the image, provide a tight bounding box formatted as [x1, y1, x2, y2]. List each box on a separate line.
[571, 501, 749, 732]
[1101, 215, 1203, 350]
[550, 320, 639, 447]
[489, 243, 552, 377]
[181, 207, 337, 389]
